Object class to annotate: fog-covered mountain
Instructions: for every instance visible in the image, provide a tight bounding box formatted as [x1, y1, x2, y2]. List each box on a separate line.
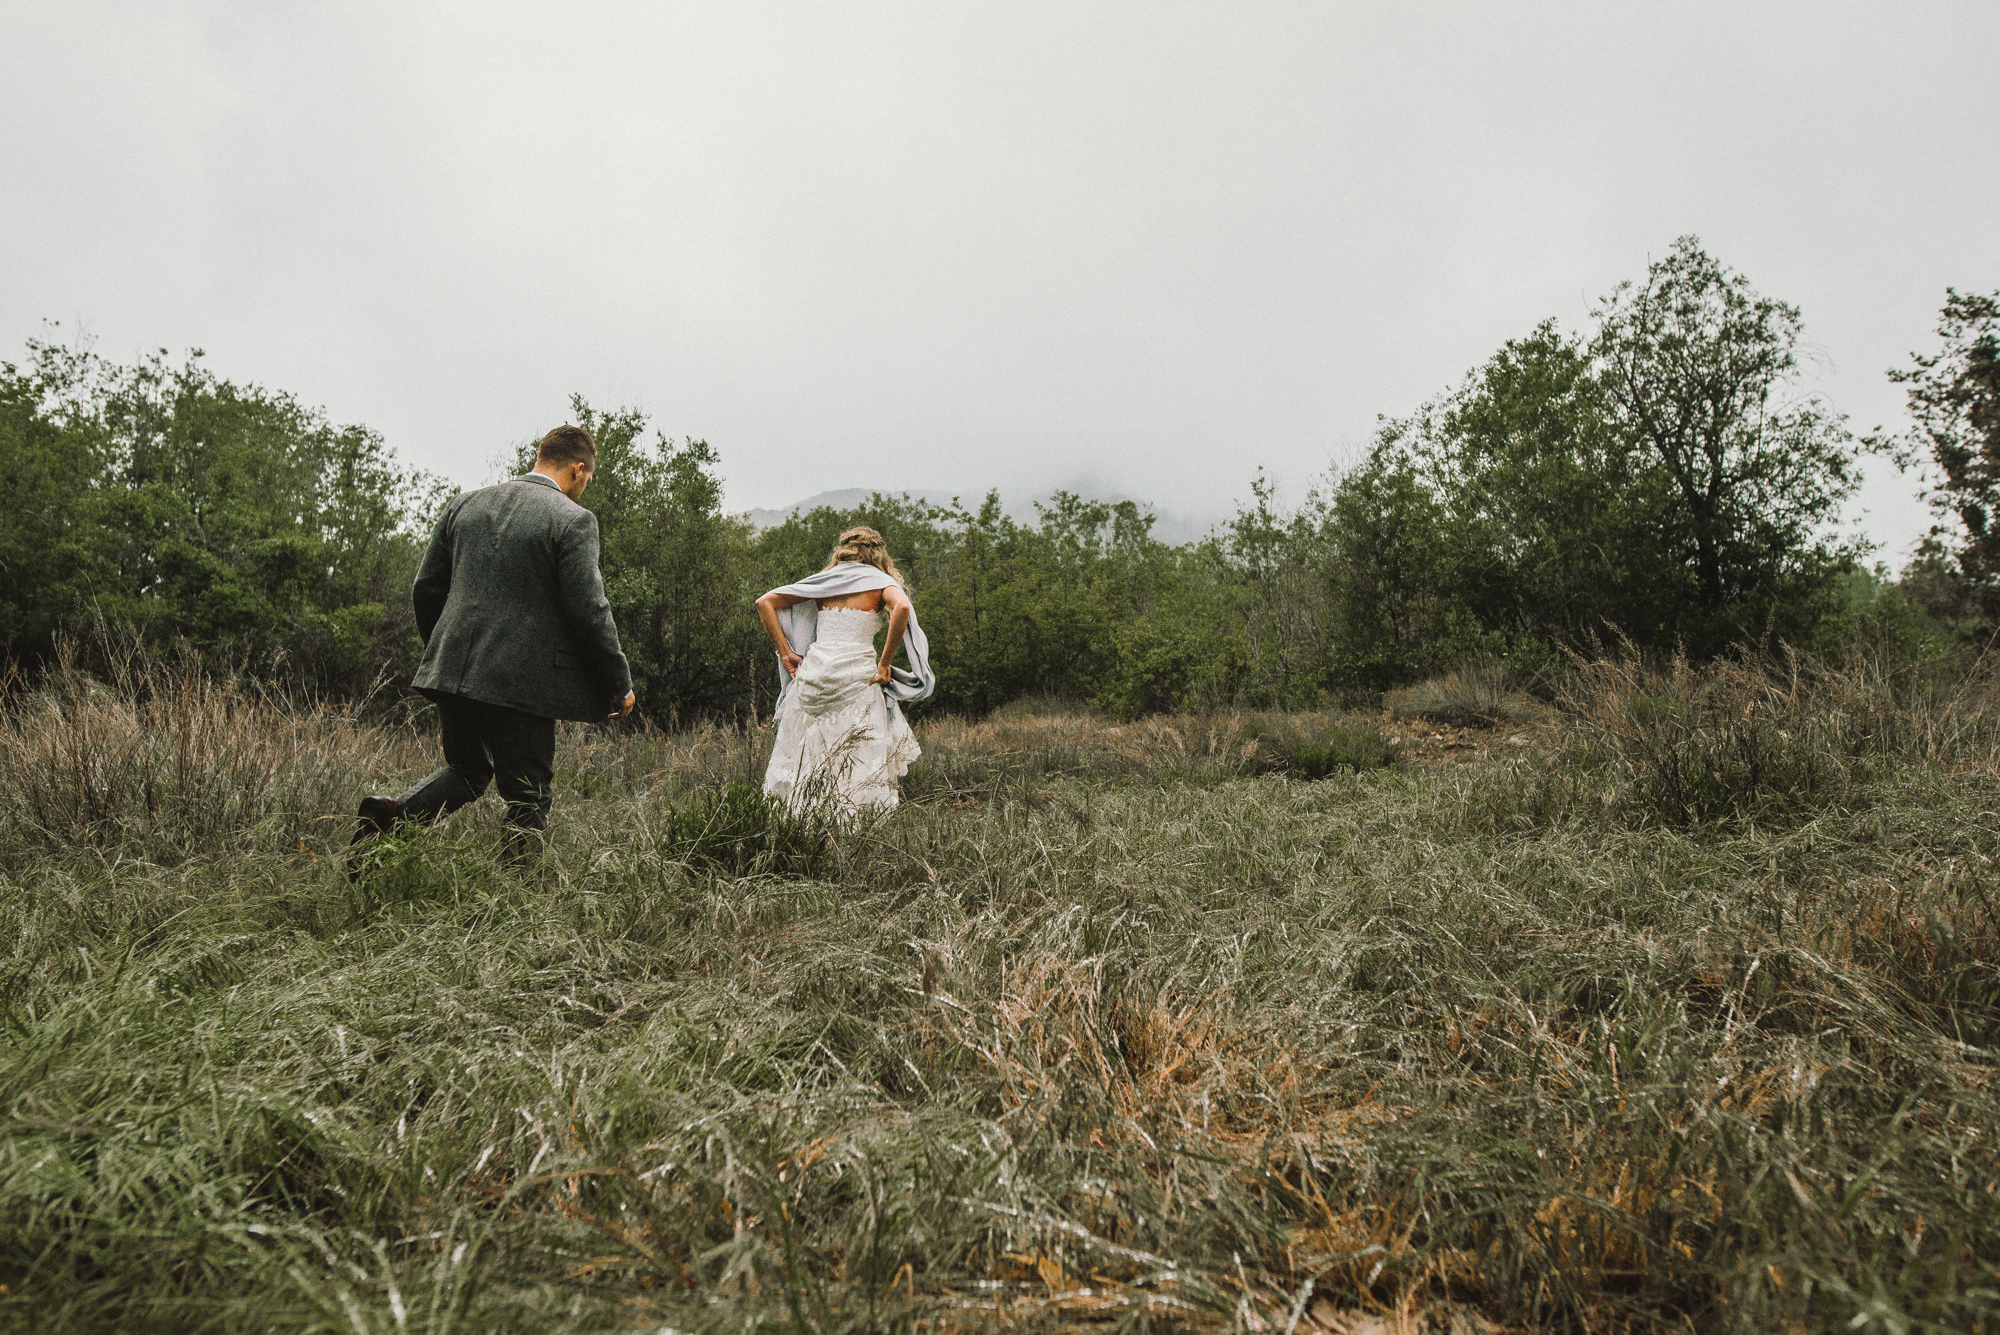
[739, 488, 954, 531]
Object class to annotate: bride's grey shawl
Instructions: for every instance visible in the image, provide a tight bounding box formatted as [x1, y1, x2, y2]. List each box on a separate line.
[763, 564, 935, 706]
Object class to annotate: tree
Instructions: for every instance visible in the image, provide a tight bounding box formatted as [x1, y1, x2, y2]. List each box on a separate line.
[557, 397, 764, 725]
[1380, 321, 1669, 650]
[0, 335, 436, 692]
[1879, 289, 2000, 628]
[1317, 455, 1490, 689]
[0, 341, 114, 662]
[1227, 240, 1871, 693]
[1226, 473, 1338, 706]
[1594, 236, 1865, 651]
[1263, 325, 1655, 694]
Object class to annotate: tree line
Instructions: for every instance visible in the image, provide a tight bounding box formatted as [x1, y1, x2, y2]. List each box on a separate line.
[4, 237, 1995, 723]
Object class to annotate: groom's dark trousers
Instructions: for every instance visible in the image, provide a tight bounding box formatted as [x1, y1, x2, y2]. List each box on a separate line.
[397, 696, 556, 843]
[391, 471, 632, 857]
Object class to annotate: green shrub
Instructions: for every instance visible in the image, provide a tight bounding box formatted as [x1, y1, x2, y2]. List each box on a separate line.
[1092, 618, 1224, 719]
[1248, 718, 1397, 778]
[660, 782, 832, 876]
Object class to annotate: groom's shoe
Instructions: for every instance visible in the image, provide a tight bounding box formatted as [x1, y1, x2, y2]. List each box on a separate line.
[347, 796, 403, 882]
[501, 823, 546, 874]
[352, 795, 401, 844]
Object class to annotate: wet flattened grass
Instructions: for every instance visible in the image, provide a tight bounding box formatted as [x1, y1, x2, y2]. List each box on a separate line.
[4, 663, 2000, 1330]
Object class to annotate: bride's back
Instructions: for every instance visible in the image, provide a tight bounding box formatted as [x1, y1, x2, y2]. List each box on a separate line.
[816, 587, 886, 613]
[813, 606, 883, 647]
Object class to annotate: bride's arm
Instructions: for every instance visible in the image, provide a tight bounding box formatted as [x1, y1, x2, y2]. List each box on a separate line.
[873, 585, 913, 686]
[756, 591, 806, 678]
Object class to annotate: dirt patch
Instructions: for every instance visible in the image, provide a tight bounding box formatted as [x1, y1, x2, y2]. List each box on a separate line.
[1375, 709, 1554, 765]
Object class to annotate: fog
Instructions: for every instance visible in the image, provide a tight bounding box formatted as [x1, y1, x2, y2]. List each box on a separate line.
[5, 2, 1996, 556]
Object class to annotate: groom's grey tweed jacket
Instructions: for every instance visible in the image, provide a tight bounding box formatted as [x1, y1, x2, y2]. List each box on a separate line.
[410, 473, 633, 723]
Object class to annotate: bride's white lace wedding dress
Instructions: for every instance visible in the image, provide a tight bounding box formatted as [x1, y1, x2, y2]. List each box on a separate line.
[763, 608, 920, 813]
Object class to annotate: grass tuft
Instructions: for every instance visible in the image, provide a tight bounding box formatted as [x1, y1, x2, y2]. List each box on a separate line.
[1243, 715, 1399, 778]
[660, 782, 834, 876]
[1387, 662, 1542, 728]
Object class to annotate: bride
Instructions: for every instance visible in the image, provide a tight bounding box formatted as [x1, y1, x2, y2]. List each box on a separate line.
[755, 526, 934, 812]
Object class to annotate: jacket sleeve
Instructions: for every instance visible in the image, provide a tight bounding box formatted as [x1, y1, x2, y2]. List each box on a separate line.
[411, 503, 455, 644]
[557, 509, 634, 701]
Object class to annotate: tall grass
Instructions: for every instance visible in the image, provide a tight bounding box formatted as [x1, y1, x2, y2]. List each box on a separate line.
[1386, 662, 1543, 729]
[0, 639, 429, 863]
[3, 647, 1999, 1331]
[1539, 645, 2000, 828]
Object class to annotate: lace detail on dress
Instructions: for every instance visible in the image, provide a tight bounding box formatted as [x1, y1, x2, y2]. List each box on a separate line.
[763, 609, 920, 813]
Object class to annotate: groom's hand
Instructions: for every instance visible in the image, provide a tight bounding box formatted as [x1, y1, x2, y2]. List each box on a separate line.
[608, 690, 635, 720]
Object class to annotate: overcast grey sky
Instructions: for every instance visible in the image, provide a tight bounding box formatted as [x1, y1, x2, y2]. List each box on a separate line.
[5, 2, 1996, 556]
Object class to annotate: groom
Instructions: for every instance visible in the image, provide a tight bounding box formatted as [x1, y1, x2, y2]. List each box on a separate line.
[350, 424, 636, 868]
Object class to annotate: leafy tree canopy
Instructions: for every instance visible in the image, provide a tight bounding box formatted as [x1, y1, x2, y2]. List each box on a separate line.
[1292, 236, 1872, 685]
[0, 334, 440, 692]
[1877, 289, 2000, 630]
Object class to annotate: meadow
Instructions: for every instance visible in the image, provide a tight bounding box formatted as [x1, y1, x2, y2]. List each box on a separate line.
[3, 647, 2000, 1333]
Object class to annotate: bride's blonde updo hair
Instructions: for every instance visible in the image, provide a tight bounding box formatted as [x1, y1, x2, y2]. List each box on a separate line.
[823, 525, 903, 584]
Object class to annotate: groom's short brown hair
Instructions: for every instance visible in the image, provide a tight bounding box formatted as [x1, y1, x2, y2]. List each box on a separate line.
[537, 425, 597, 466]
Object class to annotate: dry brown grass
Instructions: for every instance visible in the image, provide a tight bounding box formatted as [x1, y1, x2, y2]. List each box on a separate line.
[1556, 645, 2000, 768]
[899, 958, 1426, 1330]
[1543, 645, 2000, 827]
[907, 707, 1396, 799]
[1387, 665, 1545, 730]
[0, 639, 430, 860]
